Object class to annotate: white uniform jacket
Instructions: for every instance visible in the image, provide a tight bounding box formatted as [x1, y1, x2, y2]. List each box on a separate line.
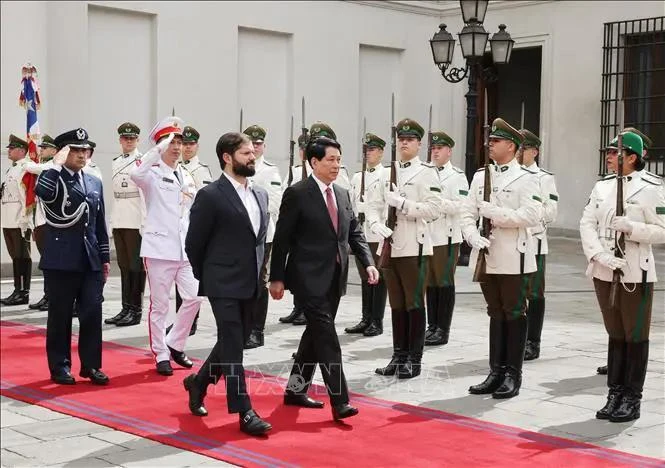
[429, 161, 469, 246]
[24, 158, 55, 228]
[249, 156, 282, 243]
[111, 150, 145, 230]
[1, 158, 29, 230]
[181, 155, 213, 190]
[526, 162, 558, 255]
[351, 164, 389, 243]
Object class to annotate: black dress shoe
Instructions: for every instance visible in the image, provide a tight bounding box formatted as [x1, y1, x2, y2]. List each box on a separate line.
[240, 409, 272, 436]
[332, 403, 358, 421]
[597, 365, 608, 375]
[115, 309, 142, 327]
[244, 331, 263, 349]
[292, 313, 307, 326]
[105, 307, 129, 325]
[284, 392, 324, 408]
[51, 370, 75, 385]
[29, 295, 48, 310]
[4, 290, 29, 306]
[279, 308, 300, 323]
[363, 322, 383, 337]
[183, 374, 208, 416]
[1, 290, 19, 305]
[344, 320, 369, 334]
[168, 346, 193, 368]
[39, 299, 49, 311]
[156, 360, 174, 376]
[80, 368, 109, 385]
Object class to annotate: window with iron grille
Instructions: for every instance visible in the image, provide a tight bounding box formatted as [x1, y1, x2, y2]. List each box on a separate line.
[600, 16, 664, 176]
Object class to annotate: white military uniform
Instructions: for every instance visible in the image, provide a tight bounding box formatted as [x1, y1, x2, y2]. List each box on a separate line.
[130, 143, 203, 364]
[460, 158, 542, 274]
[112, 149, 145, 230]
[367, 158, 442, 257]
[85, 159, 103, 181]
[526, 162, 558, 255]
[351, 164, 388, 243]
[181, 155, 213, 190]
[250, 156, 282, 243]
[285, 161, 352, 190]
[24, 158, 55, 229]
[580, 170, 665, 284]
[430, 161, 469, 246]
[1, 158, 29, 230]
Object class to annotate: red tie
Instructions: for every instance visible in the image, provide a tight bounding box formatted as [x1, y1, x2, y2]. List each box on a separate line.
[325, 187, 338, 233]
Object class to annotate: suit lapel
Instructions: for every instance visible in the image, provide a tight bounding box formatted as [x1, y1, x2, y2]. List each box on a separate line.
[251, 187, 267, 239]
[333, 184, 347, 238]
[217, 175, 256, 237]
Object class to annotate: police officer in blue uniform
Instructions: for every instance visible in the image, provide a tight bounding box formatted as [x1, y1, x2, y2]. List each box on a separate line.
[35, 128, 110, 386]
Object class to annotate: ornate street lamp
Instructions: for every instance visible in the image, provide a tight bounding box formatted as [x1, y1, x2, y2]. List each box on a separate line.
[489, 24, 515, 64]
[460, 0, 488, 24]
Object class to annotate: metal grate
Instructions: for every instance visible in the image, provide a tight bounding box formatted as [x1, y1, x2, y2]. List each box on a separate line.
[600, 16, 665, 176]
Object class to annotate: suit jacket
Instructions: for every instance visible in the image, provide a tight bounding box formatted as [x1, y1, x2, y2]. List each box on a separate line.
[35, 167, 110, 272]
[270, 176, 374, 298]
[185, 174, 269, 300]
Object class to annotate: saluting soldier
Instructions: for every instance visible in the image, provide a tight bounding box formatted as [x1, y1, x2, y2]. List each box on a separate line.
[368, 118, 442, 379]
[1, 135, 33, 306]
[461, 118, 542, 399]
[581, 131, 664, 423]
[105, 122, 146, 327]
[243, 124, 283, 348]
[425, 131, 469, 346]
[345, 132, 389, 337]
[84, 141, 103, 181]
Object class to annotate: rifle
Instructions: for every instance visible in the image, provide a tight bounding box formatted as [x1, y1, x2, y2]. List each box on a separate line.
[359, 117, 368, 225]
[426, 104, 433, 163]
[472, 91, 492, 283]
[517, 101, 525, 165]
[377, 93, 397, 269]
[239, 108, 243, 132]
[300, 97, 308, 181]
[609, 101, 625, 309]
[287, 115, 295, 186]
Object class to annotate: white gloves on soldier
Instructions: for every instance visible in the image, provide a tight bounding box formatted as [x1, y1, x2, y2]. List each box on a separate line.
[370, 222, 393, 239]
[52, 145, 69, 167]
[356, 201, 367, 214]
[386, 188, 405, 209]
[610, 216, 634, 235]
[156, 133, 174, 154]
[467, 231, 491, 250]
[593, 252, 627, 270]
[479, 201, 502, 220]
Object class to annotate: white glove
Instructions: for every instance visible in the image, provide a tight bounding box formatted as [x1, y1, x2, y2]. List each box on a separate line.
[370, 222, 393, 239]
[156, 133, 175, 154]
[479, 201, 501, 220]
[610, 216, 634, 235]
[356, 201, 367, 214]
[593, 252, 628, 270]
[386, 184, 405, 209]
[467, 231, 491, 250]
[52, 145, 69, 167]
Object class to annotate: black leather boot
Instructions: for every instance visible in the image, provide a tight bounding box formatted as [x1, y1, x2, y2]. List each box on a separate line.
[375, 310, 407, 376]
[105, 269, 130, 325]
[493, 316, 527, 399]
[29, 295, 48, 310]
[426, 287, 454, 346]
[425, 287, 438, 340]
[20, 258, 32, 300]
[345, 281, 372, 333]
[596, 338, 625, 419]
[398, 308, 426, 379]
[597, 365, 608, 375]
[610, 341, 648, 423]
[524, 298, 545, 361]
[364, 279, 387, 337]
[1, 260, 21, 305]
[469, 318, 506, 394]
[279, 306, 300, 324]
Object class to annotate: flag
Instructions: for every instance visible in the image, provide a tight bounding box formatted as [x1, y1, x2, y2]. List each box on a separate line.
[19, 65, 41, 217]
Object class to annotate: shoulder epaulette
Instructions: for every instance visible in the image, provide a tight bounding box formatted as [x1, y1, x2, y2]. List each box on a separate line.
[263, 160, 275, 166]
[539, 168, 553, 175]
[644, 171, 663, 180]
[521, 166, 538, 174]
[294, 164, 301, 169]
[383, 164, 391, 169]
[421, 162, 434, 168]
[476, 167, 484, 172]
[453, 166, 464, 174]
[113, 155, 121, 161]
[600, 174, 616, 181]
[642, 177, 660, 186]
[199, 162, 209, 167]
[641, 171, 662, 185]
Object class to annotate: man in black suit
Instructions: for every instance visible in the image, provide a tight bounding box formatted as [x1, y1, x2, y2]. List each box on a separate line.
[183, 132, 272, 436]
[270, 136, 379, 421]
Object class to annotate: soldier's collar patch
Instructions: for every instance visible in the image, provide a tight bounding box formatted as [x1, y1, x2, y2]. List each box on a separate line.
[438, 166, 445, 171]
[399, 161, 411, 168]
[368, 167, 376, 173]
[495, 165, 509, 172]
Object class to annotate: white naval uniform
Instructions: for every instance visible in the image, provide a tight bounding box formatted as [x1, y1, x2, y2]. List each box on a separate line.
[181, 155, 213, 190]
[85, 160, 103, 182]
[249, 156, 282, 243]
[112, 150, 145, 230]
[460, 158, 542, 274]
[1, 158, 29, 230]
[130, 145, 203, 363]
[580, 170, 665, 284]
[284, 161, 352, 190]
[526, 162, 558, 255]
[366, 158, 442, 257]
[350, 164, 388, 243]
[429, 161, 469, 247]
[24, 158, 55, 228]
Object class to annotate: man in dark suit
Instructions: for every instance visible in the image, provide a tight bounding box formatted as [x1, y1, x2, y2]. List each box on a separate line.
[183, 132, 272, 436]
[269, 136, 379, 421]
[35, 128, 110, 386]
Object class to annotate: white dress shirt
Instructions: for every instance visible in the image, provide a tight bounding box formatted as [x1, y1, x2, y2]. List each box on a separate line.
[312, 173, 338, 209]
[223, 172, 261, 236]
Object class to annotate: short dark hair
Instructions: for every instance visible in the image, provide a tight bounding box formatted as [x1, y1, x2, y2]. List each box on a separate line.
[306, 136, 341, 165]
[216, 132, 251, 169]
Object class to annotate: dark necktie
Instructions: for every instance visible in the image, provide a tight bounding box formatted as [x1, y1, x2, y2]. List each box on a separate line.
[173, 170, 181, 184]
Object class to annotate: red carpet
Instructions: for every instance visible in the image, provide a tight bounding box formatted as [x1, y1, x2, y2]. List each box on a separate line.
[1, 321, 662, 468]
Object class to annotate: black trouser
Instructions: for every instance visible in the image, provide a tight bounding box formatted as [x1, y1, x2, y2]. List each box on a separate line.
[3, 227, 31, 292]
[252, 243, 272, 333]
[195, 296, 256, 414]
[44, 269, 104, 373]
[288, 265, 348, 405]
[113, 228, 145, 310]
[33, 225, 48, 296]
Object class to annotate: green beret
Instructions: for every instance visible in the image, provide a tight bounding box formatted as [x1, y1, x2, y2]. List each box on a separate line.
[364, 133, 386, 149]
[39, 134, 57, 148]
[243, 125, 266, 142]
[519, 128, 541, 148]
[297, 134, 308, 149]
[490, 118, 523, 148]
[183, 126, 200, 143]
[6, 134, 28, 150]
[309, 122, 336, 141]
[607, 131, 643, 158]
[117, 122, 140, 137]
[396, 118, 425, 139]
[622, 127, 652, 150]
[430, 131, 454, 148]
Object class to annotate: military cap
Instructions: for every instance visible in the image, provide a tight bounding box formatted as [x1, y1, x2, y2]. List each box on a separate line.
[117, 122, 140, 137]
[519, 128, 541, 148]
[297, 133, 308, 149]
[243, 125, 266, 142]
[183, 126, 200, 143]
[148, 115, 185, 144]
[622, 127, 652, 150]
[309, 122, 336, 141]
[39, 134, 57, 148]
[489, 118, 523, 148]
[364, 133, 386, 149]
[396, 118, 425, 139]
[88, 140, 97, 154]
[53, 128, 93, 150]
[607, 131, 643, 158]
[6, 134, 28, 150]
[430, 131, 454, 148]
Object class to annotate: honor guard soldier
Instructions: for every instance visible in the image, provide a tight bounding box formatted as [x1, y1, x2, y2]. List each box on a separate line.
[131, 116, 203, 376]
[425, 131, 469, 346]
[369, 118, 443, 379]
[105, 122, 146, 327]
[518, 129, 558, 361]
[84, 141, 103, 181]
[346, 132, 389, 336]
[461, 118, 542, 399]
[35, 128, 110, 385]
[1, 134, 33, 306]
[244, 124, 283, 348]
[581, 131, 664, 422]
